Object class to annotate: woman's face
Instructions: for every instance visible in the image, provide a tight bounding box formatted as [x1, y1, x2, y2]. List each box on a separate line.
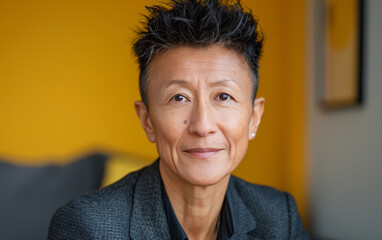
[135, 45, 264, 186]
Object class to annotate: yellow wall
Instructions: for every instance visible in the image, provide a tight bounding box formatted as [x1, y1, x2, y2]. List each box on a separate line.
[235, 0, 307, 223]
[0, 0, 306, 222]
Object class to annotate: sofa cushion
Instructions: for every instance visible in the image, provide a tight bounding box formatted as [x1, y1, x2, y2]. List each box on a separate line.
[0, 153, 107, 240]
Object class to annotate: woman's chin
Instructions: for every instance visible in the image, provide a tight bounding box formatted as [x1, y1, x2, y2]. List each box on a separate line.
[180, 168, 231, 187]
[159, 156, 235, 187]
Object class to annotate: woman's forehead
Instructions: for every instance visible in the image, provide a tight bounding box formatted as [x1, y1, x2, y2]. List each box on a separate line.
[146, 45, 252, 88]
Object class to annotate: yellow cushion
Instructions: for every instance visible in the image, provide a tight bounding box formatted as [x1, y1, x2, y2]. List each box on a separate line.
[101, 154, 152, 187]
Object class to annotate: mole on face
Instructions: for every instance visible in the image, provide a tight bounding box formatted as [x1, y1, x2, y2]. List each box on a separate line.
[184, 120, 188, 124]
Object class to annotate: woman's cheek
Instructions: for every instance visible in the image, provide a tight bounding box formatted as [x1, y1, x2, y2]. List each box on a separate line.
[221, 109, 249, 133]
[156, 109, 188, 143]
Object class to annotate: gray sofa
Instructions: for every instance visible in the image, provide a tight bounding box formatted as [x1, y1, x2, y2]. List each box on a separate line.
[0, 153, 107, 240]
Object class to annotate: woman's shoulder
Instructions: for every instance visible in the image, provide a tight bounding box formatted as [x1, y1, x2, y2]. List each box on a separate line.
[228, 175, 292, 222]
[47, 165, 148, 239]
[70, 165, 145, 207]
[228, 175, 300, 216]
[228, 175, 310, 239]
[229, 175, 287, 201]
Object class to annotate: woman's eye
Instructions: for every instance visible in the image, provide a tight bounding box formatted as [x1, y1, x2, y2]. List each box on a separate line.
[217, 93, 232, 101]
[171, 94, 188, 102]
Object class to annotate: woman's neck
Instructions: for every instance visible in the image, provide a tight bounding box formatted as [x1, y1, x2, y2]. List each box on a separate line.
[159, 161, 230, 240]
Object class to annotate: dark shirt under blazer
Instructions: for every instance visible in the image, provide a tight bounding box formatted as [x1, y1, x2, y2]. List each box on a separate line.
[162, 178, 234, 240]
[48, 160, 310, 239]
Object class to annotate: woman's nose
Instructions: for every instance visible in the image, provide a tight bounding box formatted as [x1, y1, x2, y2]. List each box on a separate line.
[187, 100, 217, 137]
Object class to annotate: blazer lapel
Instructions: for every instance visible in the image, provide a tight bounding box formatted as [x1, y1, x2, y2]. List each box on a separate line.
[226, 178, 263, 240]
[130, 163, 263, 240]
[129, 160, 171, 240]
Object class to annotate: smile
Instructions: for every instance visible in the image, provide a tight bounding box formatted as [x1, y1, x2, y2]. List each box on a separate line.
[183, 148, 222, 159]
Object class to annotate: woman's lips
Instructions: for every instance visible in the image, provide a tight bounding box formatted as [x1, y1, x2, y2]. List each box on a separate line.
[184, 148, 222, 159]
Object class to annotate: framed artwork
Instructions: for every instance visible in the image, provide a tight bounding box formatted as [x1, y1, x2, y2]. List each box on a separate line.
[323, 0, 364, 108]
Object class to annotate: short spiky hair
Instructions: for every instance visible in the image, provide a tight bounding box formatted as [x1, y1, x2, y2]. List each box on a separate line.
[133, 0, 263, 107]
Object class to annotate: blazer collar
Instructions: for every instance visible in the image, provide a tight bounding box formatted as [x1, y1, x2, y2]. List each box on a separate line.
[226, 177, 258, 237]
[129, 160, 258, 239]
[130, 159, 170, 240]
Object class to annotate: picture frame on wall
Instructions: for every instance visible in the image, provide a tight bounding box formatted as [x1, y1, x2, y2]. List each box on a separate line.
[323, 0, 364, 109]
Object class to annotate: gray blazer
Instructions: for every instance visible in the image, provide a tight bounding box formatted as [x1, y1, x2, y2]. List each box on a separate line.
[48, 160, 310, 239]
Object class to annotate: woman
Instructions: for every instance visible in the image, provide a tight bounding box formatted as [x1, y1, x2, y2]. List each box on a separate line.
[48, 0, 310, 239]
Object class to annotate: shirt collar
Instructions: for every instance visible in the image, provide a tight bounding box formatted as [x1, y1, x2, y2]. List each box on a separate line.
[129, 160, 257, 240]
[161, 180, 188, 240]
[216, 196, 234, 239]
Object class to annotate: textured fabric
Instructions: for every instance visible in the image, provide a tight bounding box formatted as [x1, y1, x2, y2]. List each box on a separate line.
[216, 197, 235, 239]
[48, 160, 311, 240]
[161, 181, 188, 240]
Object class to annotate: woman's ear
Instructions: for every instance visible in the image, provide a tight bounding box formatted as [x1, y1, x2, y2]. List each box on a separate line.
[249, 97, 265, 140]
[134, 101, 156, 143]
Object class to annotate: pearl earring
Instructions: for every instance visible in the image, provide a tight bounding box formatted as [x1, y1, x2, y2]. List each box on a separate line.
[251, 133, 255, 138]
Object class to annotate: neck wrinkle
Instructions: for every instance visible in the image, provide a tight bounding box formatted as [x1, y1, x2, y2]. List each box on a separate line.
[159, 160, 230, 240]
